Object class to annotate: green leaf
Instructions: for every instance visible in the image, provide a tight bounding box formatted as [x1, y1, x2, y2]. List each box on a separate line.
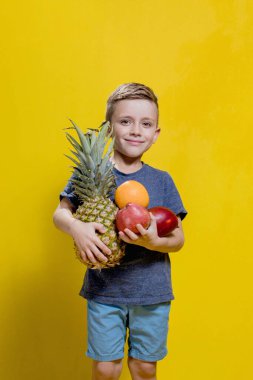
[69, 119, 91, 154]
[91, 121, 110, 165]
[88, 130, 97, 150]
[71, 178, 95, 192]
[64, 154, 80, 168]
[65, 132, 82, 151]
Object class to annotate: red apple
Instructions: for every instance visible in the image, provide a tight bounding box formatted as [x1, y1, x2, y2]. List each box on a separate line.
[116, 203, 151, 234]
[148, 206, 178, 237]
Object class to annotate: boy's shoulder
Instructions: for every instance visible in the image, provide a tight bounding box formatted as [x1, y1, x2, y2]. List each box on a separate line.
[143, 163, 173, 180]
[128, 163, 177, 195]
[113, 163, 175, 198]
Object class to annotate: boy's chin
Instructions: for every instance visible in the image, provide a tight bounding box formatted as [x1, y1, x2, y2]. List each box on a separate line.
[124, 152, 143, 159]
[114, 148, 141, 158]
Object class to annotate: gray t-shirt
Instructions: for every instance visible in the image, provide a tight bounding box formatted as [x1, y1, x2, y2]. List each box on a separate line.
[60, 163, 187, 305]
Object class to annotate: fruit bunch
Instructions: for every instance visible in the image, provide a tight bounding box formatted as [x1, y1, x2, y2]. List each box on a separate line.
[115, 180, 178, 237]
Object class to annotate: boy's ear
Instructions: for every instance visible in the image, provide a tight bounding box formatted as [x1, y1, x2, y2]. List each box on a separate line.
[152, 127, 161, 144]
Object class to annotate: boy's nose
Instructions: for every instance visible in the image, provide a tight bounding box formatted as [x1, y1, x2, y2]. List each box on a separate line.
[130, 123, 141, 135]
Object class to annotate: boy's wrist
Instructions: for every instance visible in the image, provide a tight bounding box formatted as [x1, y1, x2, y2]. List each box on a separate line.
[142, 235, 174, 253]
[140, 236, 162, 252]
[69, 218, 81, 237]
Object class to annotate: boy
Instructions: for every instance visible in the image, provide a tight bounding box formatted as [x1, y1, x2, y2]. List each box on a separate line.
[53, 83, 187, 380]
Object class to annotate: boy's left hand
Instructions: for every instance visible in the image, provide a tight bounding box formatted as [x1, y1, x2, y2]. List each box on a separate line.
[118, 213, 159, 251]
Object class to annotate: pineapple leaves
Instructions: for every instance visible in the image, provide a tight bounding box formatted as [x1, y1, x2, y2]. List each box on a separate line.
[88, 130, 97, 150]
[65, 119, 115, 198]
[65, 132, 82, 152]
[64, 154, 80, 168]
[91, 121, 111, 166]
[71, 178, 95, 193]
[98, 167, 115, 193]
[69, 119, 91, 154]
[75, 171, 95, 184]
[99, 137, 115, 175]
[74, 188, 94, 200]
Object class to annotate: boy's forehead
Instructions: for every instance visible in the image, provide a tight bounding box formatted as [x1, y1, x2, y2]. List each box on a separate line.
[112, 99, 158, 119]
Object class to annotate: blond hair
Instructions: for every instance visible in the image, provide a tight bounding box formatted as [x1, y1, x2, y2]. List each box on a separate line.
[105, 82, 159, 122]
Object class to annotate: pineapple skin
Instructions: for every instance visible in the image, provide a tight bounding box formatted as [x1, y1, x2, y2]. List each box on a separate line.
[73, 196, 125, 270]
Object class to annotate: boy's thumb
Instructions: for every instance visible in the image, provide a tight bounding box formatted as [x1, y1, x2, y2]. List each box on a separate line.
[93, 223, 106, 233]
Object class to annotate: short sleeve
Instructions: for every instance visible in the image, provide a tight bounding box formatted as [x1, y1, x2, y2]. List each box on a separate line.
[163, 173, 188, 220]
[59, 172, 82, 211]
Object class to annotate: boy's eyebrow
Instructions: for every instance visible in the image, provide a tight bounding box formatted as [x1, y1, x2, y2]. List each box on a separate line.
[118, 115, 155, 121]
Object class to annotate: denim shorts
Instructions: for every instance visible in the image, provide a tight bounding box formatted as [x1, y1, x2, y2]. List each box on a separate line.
[86, 299, 171, 362]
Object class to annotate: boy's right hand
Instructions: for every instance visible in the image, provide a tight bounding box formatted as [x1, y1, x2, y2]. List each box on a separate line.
[69, 220, 111, 265]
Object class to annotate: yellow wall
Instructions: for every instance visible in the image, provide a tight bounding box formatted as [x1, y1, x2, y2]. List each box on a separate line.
[1, 1, 253, 379]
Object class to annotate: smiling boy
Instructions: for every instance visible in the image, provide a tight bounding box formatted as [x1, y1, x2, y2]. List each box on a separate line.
[53, 83, 187, 380]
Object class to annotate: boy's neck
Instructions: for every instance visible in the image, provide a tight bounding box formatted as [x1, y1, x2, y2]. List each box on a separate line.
[111, 154, 143, 174]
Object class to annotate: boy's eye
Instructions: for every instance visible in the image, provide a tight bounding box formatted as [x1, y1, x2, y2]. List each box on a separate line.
[119, 119, 153, 127]
[120, 119, 130, 125]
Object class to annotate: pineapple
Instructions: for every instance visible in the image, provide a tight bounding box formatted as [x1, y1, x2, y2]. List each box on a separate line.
[64, 119, 125, 269]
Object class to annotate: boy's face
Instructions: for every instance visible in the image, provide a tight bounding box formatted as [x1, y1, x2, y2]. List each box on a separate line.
[111, 99, 160, 160]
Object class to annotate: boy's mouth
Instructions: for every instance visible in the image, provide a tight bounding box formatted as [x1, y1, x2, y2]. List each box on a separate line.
[125, 139, 144, 145]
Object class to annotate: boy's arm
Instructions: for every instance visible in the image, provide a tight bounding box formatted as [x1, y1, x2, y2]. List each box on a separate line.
[118, 213, 185, 253]
[53, 197, 78, 236]
[53, 198, 111, 264]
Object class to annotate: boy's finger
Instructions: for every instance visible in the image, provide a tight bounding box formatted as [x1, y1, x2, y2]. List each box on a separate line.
[149, 213, 158, 230]
[123, 228, 138, 240]
[91, 244, 108, 262]
[136, 223, 148, 235]
[79, 250, 88, 263]
[118, 231, 132, 243]
[85, 249, 99, 264]
[95, 238, 112, 256]
[93, 222, 106, 233]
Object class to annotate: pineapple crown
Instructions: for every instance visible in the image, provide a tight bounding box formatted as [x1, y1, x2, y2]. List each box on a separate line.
[64, 119, 116, 202]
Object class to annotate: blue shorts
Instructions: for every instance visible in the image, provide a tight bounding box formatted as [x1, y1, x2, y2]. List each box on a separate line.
[86, 299, 171, 362]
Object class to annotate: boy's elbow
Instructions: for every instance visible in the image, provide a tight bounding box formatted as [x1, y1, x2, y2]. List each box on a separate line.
[173, 234, 185, 252]
[177, 238, 185, 252]
[52, 210, 58, 227]
[52, 207, 61, 228]
[52, 202, 64, 227]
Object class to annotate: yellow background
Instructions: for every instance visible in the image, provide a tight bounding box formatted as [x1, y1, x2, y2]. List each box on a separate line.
[1, 1, 253, 379]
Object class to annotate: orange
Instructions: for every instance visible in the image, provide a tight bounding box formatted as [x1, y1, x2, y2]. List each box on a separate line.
[115, 180, 150, 209]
